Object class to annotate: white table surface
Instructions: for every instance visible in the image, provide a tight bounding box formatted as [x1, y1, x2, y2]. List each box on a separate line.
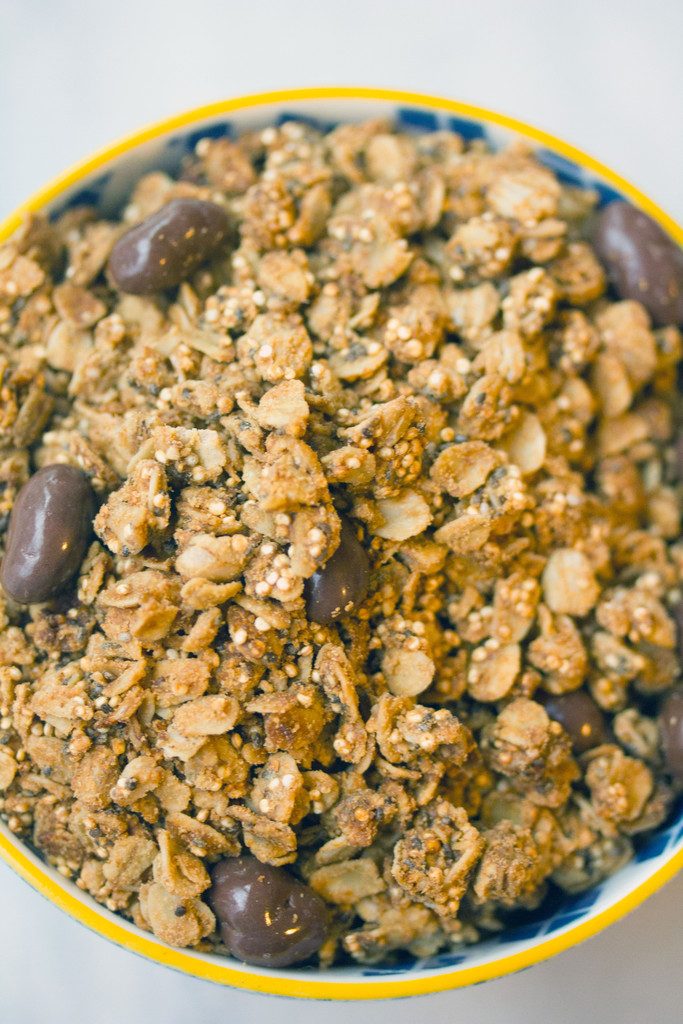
[0, 2, 681, 1021]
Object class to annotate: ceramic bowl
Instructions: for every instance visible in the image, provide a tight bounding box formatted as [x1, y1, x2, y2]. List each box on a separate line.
[1, 88, 681, 1001]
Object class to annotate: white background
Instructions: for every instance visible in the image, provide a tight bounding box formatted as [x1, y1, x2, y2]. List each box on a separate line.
[0, 1, 681, 1021]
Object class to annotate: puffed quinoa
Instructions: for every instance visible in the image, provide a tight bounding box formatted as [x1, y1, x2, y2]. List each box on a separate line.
[0, 117, 682, 968]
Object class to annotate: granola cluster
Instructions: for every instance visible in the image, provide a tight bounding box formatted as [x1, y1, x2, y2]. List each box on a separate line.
[0, 118, 681, 966]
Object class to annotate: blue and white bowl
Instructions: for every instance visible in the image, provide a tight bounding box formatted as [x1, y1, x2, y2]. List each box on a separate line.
[1, 88, 681, 1000]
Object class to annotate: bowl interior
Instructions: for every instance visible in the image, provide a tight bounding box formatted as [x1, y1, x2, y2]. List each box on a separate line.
[1, 90, 682, 998]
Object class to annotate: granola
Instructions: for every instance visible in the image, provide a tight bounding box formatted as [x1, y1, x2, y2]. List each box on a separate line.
[0, 117, 682, 968]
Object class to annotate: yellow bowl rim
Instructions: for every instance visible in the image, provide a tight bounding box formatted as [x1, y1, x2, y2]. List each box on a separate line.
[1, 86, 682, 1001]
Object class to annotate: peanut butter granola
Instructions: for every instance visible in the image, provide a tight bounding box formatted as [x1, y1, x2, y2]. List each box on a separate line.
[0, 118, 682, 968]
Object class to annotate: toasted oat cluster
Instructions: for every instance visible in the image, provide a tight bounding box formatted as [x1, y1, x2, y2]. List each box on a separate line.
[0, 119, 681, 966]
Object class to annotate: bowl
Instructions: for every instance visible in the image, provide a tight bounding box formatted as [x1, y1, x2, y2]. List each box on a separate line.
[1, 87, 682, 1001]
